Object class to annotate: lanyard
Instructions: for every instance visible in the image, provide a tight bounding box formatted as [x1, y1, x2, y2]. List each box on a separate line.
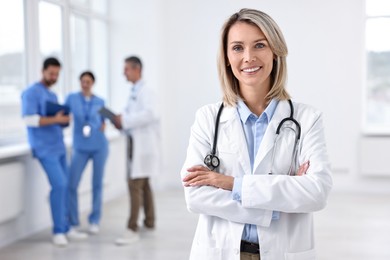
[79, 93, 93, 123]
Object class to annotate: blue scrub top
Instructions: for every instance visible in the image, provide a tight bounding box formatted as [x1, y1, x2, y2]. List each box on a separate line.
[21, 82, 66, 158]
[65, 92, 107, 151]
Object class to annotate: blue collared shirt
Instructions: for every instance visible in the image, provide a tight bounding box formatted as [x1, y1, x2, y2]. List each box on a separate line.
[232, 99, 280, 243]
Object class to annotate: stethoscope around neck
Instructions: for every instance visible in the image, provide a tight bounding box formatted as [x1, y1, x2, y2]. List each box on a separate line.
[204, 99, 301, 175]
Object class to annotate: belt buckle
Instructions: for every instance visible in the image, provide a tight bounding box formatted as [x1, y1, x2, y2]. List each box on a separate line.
[240, 240, 260, 254]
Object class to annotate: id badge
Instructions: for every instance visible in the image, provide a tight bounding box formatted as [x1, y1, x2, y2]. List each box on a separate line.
[83, 124, 91, 138]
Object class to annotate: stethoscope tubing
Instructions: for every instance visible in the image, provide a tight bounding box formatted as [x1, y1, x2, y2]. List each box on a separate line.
[205, 99, 301, 174]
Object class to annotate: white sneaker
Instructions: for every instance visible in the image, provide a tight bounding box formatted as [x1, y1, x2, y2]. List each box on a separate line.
[115, 229, 140, 246]
[67, 228, 89, 240]
[88, 224, 100, 235]
[52, 234, 68, 247]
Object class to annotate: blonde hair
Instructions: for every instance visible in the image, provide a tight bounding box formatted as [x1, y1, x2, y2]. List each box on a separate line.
[217, 8, 290, 106]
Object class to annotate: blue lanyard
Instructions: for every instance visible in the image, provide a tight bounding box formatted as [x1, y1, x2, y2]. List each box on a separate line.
[79, 93, 93, 123]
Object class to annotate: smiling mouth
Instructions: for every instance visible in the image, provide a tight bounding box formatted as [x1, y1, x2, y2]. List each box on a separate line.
[241, 66, 261, 73]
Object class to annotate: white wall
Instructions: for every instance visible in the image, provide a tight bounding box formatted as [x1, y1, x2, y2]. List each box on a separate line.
[110, 0, 389, 192]
[3, 0, 388, 248]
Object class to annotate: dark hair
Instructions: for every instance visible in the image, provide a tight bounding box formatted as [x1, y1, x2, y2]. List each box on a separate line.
[125, 56, 142, 70]
[43, 57, 61, 70]
[79, 71, 95, 82]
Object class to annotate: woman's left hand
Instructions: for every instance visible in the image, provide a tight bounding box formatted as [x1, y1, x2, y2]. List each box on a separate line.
[183, 165, 234, 191]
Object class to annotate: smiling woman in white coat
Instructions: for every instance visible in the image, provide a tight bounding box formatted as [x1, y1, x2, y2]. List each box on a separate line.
[181, 9, 332, 260]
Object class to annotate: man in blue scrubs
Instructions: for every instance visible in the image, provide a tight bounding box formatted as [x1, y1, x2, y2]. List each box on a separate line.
[21, 57, 87, 246]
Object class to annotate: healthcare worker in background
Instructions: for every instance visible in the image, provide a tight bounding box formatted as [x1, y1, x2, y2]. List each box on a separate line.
[181, 9, 333, 260]
[113, 56, 161, 245]
[65, 71, 108, 235]
[21, 57, 87, 247]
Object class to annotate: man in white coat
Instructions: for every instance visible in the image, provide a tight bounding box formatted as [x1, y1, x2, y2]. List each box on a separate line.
[181, 9, 332, 260]
[113, 56, 160, 245]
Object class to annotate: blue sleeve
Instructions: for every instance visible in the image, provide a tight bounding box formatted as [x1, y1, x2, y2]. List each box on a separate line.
[232, 177, 243, 201]
[21, 89, 39, 116]
[65, 94, 73, 113]
[64, 94, 70, 107]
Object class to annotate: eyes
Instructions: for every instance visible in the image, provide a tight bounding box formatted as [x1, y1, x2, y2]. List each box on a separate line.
[231, 42, 267, 52]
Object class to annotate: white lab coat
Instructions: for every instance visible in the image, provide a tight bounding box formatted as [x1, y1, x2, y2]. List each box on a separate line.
[122, 80, 161, 179]
[181, 100, 332, 260]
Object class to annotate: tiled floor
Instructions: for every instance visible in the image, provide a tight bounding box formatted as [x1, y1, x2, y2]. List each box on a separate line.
[0, 188, 389, 260]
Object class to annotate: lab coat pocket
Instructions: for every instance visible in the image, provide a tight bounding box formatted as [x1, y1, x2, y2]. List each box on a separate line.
[218, 150, 239, 176]
[284, 248, 316, 260]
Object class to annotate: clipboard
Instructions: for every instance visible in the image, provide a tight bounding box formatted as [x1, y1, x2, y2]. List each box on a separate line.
[46, 101, 70, 127]
[46, 101, 70, 116]
[98, 106, 117, 124]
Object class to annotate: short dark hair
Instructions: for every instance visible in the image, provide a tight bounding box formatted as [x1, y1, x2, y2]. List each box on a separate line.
[43, 57, 61, 70]
[125, 56, 142, 70]
[79, 71, 95, 82]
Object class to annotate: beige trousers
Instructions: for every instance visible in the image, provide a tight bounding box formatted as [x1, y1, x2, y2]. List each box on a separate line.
[240, 252, 260, 260]
[127, 178, 155, 231]
[126, 136, 155, 231]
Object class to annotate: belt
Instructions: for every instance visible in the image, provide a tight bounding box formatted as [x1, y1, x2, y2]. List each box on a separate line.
[240, 240, 260, 254]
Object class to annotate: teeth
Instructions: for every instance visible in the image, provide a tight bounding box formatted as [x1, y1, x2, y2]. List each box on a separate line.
[242, 67, 260, 72]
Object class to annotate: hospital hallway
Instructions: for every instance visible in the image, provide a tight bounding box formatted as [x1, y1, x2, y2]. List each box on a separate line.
[0, 183, 389, 260]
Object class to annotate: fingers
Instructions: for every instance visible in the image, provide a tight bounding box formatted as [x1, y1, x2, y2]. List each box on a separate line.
[183, 171, 209, 187]
[187, 165, 209, 172]
[55, 110, 64, 116]
[183, 165, 215, 187]
[114, 118, 122, 129]
[182, 169, 206, 182]
[183, 165, 211, 184]
[296, 160, 310, 176]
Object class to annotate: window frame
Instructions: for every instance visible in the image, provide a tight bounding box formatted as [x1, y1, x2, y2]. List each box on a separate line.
[0, 0, 110, 147]
[362, 0, 390, 135]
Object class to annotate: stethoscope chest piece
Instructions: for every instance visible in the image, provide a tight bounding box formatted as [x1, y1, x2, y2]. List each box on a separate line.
[204, 154, 220, 169]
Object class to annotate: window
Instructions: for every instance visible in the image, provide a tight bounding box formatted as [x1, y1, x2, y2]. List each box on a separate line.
[70, 0, 88, 8]
[39, 1, 64, 98]
[69, 5, 109, 99]
[364, 0, 390, 133]
[91, 19, 108, 100]
[0, 0, 25, 145]
[70, 14, 88, 92]
[91, 0, 107, 15]
[0, 0, 109, 147]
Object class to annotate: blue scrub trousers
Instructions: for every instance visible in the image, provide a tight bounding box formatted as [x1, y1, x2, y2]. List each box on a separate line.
[38, 154, 69, 234]
[68, 147, 108, 226]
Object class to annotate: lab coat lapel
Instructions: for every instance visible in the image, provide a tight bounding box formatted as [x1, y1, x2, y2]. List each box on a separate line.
[219, 107, 251, 176]
[253, 100, 290, 172]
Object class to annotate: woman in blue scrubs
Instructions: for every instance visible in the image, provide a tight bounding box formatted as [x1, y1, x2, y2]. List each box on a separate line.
[66, 71, 108, 234]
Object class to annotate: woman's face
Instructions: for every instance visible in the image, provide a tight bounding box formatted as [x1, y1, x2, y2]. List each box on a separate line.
[226, 22, 274, 92]
[80, 75, 94, 93]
